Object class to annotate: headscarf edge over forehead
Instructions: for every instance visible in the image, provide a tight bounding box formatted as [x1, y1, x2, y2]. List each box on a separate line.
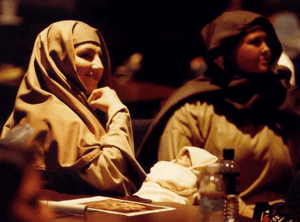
[42, 20, 111, 93]
[72, 21, 101, 46]
[200, 10, 282, 72]
[72, 21, 112, 89]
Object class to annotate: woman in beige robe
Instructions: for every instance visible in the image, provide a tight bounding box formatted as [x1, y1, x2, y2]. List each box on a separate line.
[1, 20, 146, 195]
[137, 10, 300, 216]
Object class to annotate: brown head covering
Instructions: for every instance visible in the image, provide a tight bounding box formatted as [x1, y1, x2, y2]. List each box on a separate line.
[36, 20, 111, 98]
[0, 20, 147, 194]
[0, 20, 139, 178]
[200, 10, 282, 76]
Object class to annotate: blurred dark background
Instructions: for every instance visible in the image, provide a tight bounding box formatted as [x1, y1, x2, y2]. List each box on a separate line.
[0, 0, 299, 126]
[13, 0, 231, 86]
[2, 0, 297, 86]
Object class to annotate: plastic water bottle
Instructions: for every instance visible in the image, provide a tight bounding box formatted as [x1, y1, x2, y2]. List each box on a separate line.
[199, 163, 225, 222]
[220, 148, 240, 222]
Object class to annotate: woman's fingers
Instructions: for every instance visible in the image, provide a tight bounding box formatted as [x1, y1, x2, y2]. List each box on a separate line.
[88, 87, 123, 113]
[87, 87, 105, 103]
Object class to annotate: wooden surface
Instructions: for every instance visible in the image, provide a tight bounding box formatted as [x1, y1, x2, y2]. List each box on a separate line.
[41, 189, 259, 222]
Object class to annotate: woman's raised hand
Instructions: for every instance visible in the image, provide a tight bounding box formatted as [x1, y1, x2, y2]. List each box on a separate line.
[88, 87, 123, 113]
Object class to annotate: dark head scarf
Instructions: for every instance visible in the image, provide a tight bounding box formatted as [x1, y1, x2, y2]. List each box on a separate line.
[201, 10, 282, 75]
[198, 10, 286, 113]
[137, 11, 288, 172]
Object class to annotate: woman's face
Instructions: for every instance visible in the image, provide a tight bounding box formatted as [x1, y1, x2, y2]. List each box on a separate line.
[234, 29, 271, 74]
[74, 43, 104, 95]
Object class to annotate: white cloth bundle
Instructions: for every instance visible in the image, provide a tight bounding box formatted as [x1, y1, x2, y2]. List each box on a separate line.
[134, 146, 218, 205]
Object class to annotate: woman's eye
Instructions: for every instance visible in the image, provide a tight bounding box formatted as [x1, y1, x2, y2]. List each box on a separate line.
[80, 53, 92, 59]
[250, 39, 261, 45]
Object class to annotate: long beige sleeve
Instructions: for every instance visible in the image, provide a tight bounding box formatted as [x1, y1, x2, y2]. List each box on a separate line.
[79, 104, 146, 195]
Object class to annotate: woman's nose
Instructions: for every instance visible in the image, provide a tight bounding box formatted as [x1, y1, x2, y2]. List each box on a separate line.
[262, 42, 271, 56]
[92, 55, 104, 71]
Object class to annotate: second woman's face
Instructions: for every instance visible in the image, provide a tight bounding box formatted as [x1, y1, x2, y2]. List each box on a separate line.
[234, 29, 271, 74]
[74, 43, 104, 95]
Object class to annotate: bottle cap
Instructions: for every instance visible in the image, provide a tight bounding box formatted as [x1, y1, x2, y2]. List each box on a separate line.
[223, 148, 234, 160]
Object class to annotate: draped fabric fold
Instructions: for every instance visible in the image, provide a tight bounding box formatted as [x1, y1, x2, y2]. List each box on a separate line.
[1, 20, 146, 195]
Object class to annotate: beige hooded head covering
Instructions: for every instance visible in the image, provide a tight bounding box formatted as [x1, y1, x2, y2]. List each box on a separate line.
[0, 21, 139, 177]
[0, 20, 147, 195]
[33, 20, 111, 99]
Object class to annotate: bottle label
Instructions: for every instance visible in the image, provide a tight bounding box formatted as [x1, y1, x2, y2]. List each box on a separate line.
[221, 173, 239, 194]
[199, 192, 224, 212]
